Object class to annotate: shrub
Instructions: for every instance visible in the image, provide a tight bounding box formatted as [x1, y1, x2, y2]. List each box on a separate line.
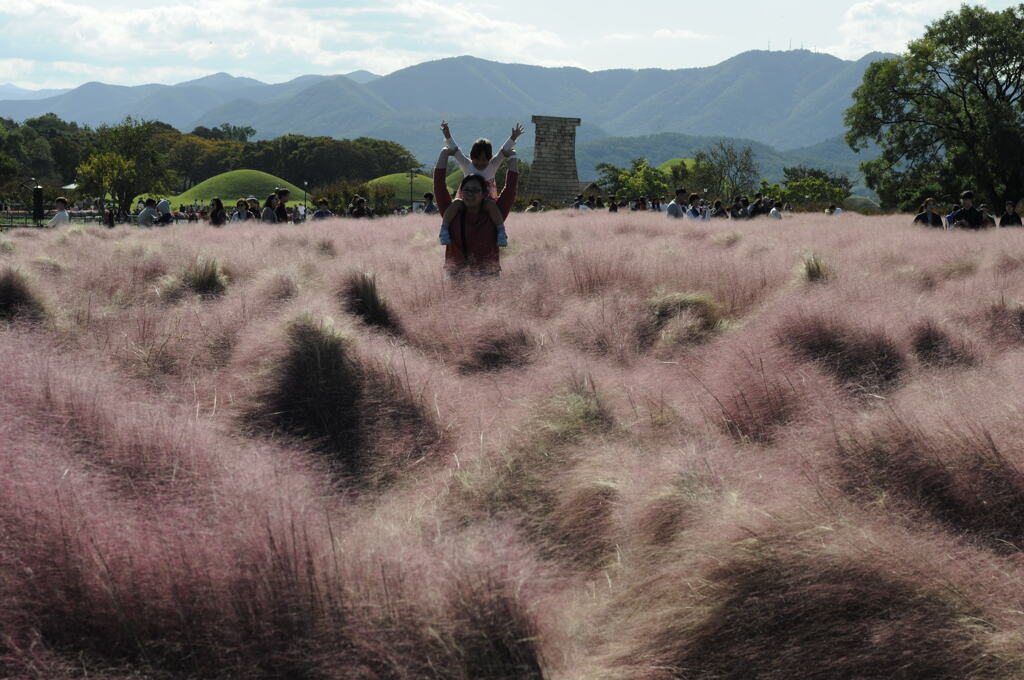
[0, 267, 46, 321]
[711, 361, 799, 442]
[798, 251, 829, 282]
[618, 546, 999, 680]
[339, 271, 401, 333]
[263, 270, 300, 303]
[246, 316, 440, 486]
[779, 314, 905, 392]
[458, 323, 533, 372]
[315, 238, 336, 257]
[549, 480, 619, 567]
[712, 231, 741, 248]
[635, 475, 715, 546]
[640, 292, 725, 348]
[911, 319, 975, 367]
[837, 417, 1024, 553]
[985, 299, 1024, 344]
[247, 316, 365, 475]
[181, 256, 229, 298]
[442, 572, 547, 679]
[454, 376, 614, 565]
[31, 256, 63, 274]
[0, 238, 14, 253]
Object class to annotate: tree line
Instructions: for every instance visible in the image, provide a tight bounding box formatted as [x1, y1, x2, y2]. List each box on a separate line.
[594, 141, 852, 209]
[0, 114, 417, 210]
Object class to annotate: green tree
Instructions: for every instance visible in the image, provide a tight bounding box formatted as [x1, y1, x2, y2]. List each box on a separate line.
[594, 162, 626, 195]
[845, 4, 1024, 209]
[666, 160, 690, 188]
[24, 113, 95, 184]
[77, 151, 135, 214]
[617, 158, 669, 200]
[784, 177, 850, 209]
[93, 117, 175, 211]
[689, 142, 759, 200]
[783, 165, 852, 198]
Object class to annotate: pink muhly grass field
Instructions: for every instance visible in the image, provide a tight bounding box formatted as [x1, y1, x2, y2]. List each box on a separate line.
[4, 211, 1024, 678]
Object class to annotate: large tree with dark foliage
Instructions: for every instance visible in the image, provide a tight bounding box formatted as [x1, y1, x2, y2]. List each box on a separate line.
[845, 4, 1024, 210]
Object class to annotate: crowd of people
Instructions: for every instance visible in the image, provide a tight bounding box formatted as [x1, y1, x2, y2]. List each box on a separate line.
[913, 191, 1022, 229]
[561, 188, 803, 220]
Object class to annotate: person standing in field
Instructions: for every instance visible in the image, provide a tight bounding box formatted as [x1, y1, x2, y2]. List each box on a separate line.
[433, 145, 518, 277]
[666, 188, 687, 218]
[231, 199, 251, 222]
[138, 198, 159, 227]
[950, 190, 986, 229]
[312, 198, 334, 220]
[208, 197, 227, 226]
[274, 188, 290, 223]
[262, 194, 278, 223]
[46, 197, 70, 227]
[1000, 200, 1022, 226]
[422, 192, 437, 215]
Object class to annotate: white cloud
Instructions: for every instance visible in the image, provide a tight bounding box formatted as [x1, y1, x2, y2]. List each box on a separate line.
[825, 0, 973, 59]
[653, 28, 714, 40]
[0, 0, 573, 86]
[0, 58, 35, 81]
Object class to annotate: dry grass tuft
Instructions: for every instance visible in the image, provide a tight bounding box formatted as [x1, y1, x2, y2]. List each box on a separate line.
[798, 251, 830, 282]
[641, 292, 725, 348]
[458, 322, 534, 372]
[181, 255, 229, 298]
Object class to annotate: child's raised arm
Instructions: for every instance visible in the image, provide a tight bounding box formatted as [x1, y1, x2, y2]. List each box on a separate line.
[440, 120, 473, 175]
[500, 123, 526, 157]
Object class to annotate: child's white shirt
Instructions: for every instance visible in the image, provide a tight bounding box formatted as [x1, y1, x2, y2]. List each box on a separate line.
[446, 135, 515, 183]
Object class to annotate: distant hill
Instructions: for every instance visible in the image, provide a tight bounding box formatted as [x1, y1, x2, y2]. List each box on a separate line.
[344, 70, 381, 84]
[0, 50, 892, 155]
[0, 84, 70, 100]
[158, 169, 305, 206]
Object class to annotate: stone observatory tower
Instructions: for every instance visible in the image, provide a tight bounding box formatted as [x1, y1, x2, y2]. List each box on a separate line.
[525, 115, 582, 201]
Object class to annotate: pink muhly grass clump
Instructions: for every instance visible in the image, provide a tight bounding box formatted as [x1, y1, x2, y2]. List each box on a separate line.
[778, 312, 906, 393]
[240, 313, 443, 488]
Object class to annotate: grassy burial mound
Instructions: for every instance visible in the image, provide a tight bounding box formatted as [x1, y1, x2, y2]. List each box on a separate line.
[368, 172, 434, 205]
[6, 212, 1024, 678]
[165, 169, 305, 206]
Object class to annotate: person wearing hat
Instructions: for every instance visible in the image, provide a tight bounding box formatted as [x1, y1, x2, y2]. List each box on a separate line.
[246, 196, 260, 220]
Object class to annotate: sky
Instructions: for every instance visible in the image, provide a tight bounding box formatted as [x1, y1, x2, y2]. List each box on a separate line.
[0, 0, 1017, 89]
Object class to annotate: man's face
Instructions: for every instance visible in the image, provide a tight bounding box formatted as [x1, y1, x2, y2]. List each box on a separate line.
[1007, 202, 1015, 213]
[962, 197, 974, 209]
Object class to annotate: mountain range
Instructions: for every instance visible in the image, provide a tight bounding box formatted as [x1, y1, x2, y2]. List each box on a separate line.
[0, 51, 888, 184]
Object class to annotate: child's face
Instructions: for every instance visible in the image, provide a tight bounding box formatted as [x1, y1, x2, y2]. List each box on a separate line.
[470, 154, 490, 170]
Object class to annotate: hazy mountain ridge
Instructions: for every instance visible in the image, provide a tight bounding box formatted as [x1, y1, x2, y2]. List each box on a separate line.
[0, 52, 887, 187]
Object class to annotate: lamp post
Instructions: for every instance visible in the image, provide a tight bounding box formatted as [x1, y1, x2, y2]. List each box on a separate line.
[409, 167, 415, 211]
[303, 180, 308, 221]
